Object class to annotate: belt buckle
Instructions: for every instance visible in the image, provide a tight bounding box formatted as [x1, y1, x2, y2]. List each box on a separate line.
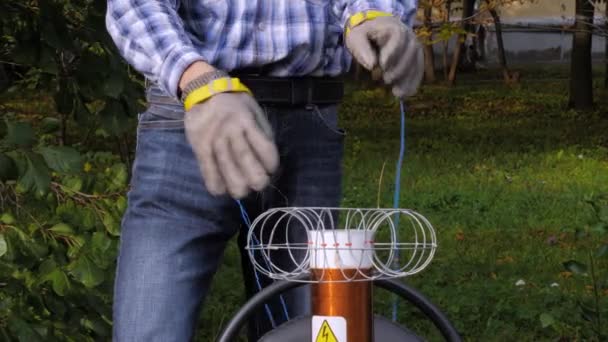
[288, 78, 315, 108]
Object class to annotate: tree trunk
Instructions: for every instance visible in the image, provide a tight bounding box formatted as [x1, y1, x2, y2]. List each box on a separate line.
[477, 25, 486, 61]
[443, 0, 452, 81]
[568, 0, 594, 109]
[448, 41, 462, 86]
[488, 7, 512, 83]
[458, 0, 476, 68]
[605, 1, 608, 88]
[448, 0, 471, 85]
[423, 4, 436, 83]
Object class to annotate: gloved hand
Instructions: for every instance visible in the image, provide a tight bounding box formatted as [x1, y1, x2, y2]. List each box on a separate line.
[184, 92, 279, 199]
[345, 16, 424, 98]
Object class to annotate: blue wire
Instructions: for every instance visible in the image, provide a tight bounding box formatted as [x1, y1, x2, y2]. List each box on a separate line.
[237, 100, 407, 324]
[235, 200, 290, 326]
[391, 100, 406, 322]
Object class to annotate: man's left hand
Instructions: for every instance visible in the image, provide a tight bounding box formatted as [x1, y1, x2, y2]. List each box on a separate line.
[346, 16, 424, 98]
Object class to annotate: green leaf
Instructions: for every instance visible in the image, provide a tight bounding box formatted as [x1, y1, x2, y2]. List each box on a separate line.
[69, 256, 104, 288]
[49, 223, 74, 236]
[563, 260, 588, 275]
[91, 232, 111, 252]
[90, 232, 113, 268]
[103, 73, 124, 99]
[108, 163, 128, 190]
[19, 152, 51, 195]
[116, 196, 127, 213]
[38, 259, 69, 296]
[49, 270, 70, 296]
[597, 244, 608, 258]
[102, 212, 120, 236]
[67, 236, 86, 260]
[44, 296, 67, 317]
[38, 146, 82, 174]
[26, 239, 50, 259]
[591, 222, 608, 234]
[4, 121, 35, 147]
[64, 176, 83, 192]
[0, 234, 7, 257]
[100, 99, 129, 136]
[38, 259, 57, 277]
[599, 206, 608, 223]
[80, 317, 110, 337]
[540, 313, 555, 328]
[7, 317, 43, 342]
[0, 153, 18, 181]
[82, 208, 97, 230]
[40, 117, 61, 133]
[0, 212, 16, 224]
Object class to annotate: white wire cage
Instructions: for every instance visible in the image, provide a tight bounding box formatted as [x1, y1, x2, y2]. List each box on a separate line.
[245, 207, 437, 283]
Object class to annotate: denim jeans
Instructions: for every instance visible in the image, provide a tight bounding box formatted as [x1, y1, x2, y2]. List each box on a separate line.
[112, 86, 345, 341]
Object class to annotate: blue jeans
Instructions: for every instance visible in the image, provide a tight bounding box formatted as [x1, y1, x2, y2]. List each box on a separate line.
[112, 87, 345, 341]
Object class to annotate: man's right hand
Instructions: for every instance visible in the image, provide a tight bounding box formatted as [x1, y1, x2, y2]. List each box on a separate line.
[184, 92, 279, 199]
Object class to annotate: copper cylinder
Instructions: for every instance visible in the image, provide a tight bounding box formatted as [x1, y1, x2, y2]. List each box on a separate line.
[312, 269, 373, 342]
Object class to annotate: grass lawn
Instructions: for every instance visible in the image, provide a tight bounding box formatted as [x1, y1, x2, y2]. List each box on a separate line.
[200, 78, 608, 341]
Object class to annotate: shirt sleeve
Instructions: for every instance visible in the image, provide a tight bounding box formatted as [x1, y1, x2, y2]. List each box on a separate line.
[106, 0, 205, 98]
[340, 0, 418, 29]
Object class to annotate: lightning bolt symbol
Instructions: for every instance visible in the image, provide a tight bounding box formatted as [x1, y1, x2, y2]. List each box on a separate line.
[316, 320, 338, 342]
[321, 325, 329, 341]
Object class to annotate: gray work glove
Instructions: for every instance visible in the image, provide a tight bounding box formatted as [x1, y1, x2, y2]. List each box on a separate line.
[345, 16, 424, 98]
[184, 92, 279, 199]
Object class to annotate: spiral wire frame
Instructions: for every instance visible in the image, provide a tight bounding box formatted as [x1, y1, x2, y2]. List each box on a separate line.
[246, 207, 437, 283]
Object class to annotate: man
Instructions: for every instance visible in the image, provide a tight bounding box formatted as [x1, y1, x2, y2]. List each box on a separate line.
[106, 0, 423, 340]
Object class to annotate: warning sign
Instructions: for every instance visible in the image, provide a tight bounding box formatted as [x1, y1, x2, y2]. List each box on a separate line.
[312, 316, 347, 342]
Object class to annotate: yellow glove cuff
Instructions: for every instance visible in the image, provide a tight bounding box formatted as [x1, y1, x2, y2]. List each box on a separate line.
[345, 10, 394, 36]
[184, 77, 252, 111]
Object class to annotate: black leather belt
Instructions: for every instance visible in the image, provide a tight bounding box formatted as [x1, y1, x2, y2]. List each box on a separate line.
[231, 72, 344, 106]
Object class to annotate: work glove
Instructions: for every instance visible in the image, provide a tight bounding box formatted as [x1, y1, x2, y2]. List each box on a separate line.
[184, 92, 279, 199]
[345, 16, 424, 98]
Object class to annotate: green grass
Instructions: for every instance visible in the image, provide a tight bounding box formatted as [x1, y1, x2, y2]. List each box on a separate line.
[199, 79, 608, 341]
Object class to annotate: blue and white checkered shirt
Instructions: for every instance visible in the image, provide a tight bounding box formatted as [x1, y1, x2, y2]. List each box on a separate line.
[106, 0, 417, 99]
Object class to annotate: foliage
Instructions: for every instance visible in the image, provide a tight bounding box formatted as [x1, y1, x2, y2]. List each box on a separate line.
[0, 118, 127, 340]
[0, 0, 139, 340]
[415, 0, 538, 44]
[559, 195, 608, 341]
[0, 0, 144, 143]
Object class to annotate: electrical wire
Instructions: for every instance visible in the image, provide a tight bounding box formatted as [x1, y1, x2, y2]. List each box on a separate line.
[391, 100, 407, 322]
[237, 99, 408, 324]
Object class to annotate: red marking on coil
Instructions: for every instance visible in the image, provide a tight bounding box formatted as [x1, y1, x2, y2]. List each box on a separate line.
[345, 243, 353, 247]
[333, 243, 340, 247]
[320, 243, 328, 247]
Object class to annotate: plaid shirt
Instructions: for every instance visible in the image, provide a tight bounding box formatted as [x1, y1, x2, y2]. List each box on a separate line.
[106, 0, 417, 98]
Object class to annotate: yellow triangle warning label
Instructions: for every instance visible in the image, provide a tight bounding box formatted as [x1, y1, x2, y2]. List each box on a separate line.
[315, 320, 339, 342]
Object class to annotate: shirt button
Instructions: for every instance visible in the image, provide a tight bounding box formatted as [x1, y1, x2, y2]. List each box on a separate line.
[257, 22, 266, 31]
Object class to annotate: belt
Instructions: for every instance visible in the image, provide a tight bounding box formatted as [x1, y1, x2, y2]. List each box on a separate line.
[232, 71, 344, 106]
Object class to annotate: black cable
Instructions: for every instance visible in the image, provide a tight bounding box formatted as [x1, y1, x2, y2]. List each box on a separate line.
[376, 279, 463, 342]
